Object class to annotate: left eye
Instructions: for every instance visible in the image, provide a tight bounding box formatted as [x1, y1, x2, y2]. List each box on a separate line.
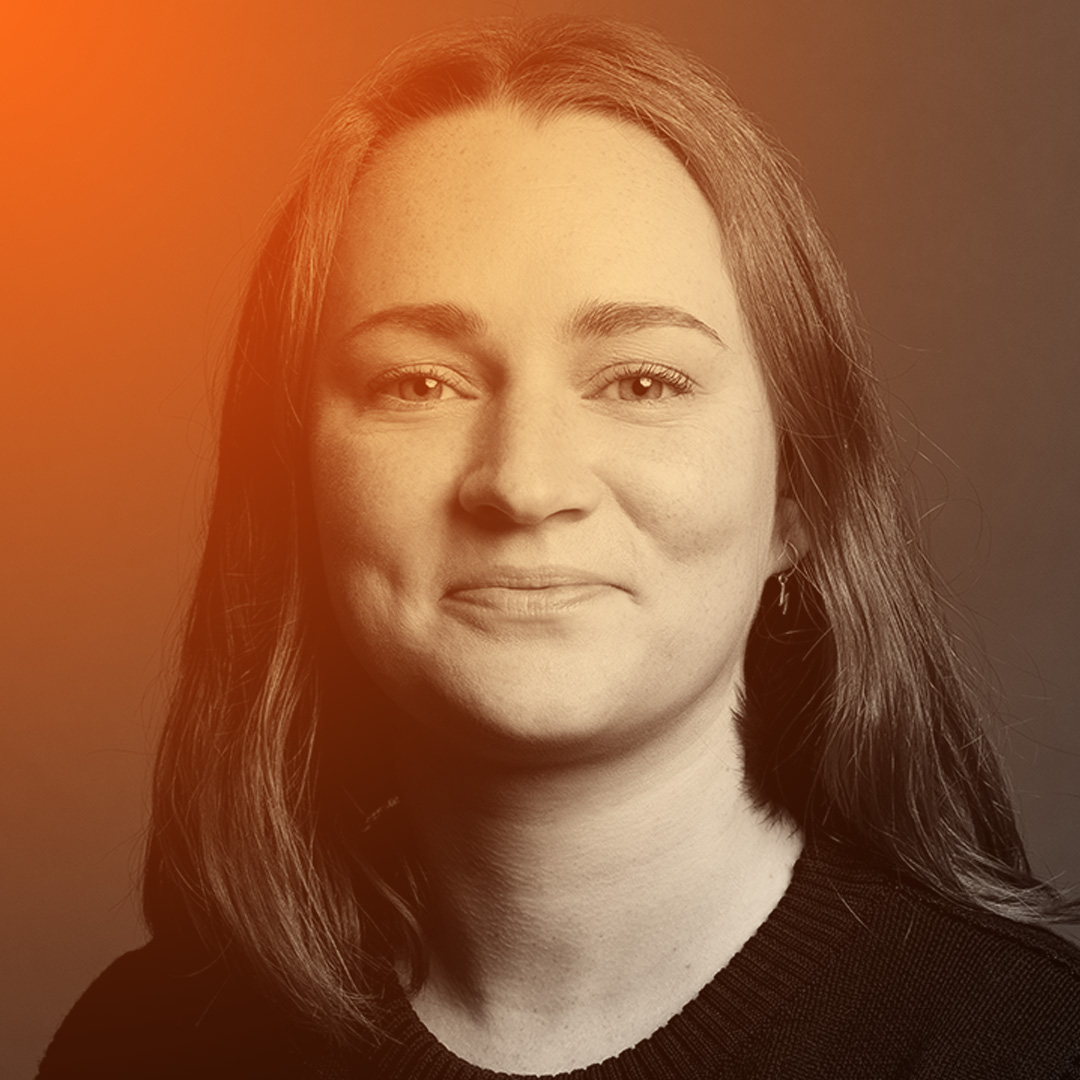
[595, 368, 691, 401]
[614, 375, 667, 400]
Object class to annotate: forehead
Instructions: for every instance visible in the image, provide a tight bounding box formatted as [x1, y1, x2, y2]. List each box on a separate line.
[323, 105, 746, 351]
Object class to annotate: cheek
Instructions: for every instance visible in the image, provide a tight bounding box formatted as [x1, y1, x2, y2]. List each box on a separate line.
[310, 426, 424, 665]
[609, 421, 779, 568]
[310, 417, 444, 572]
[310, 438, 404, 651]
[310, 428, 372, 569]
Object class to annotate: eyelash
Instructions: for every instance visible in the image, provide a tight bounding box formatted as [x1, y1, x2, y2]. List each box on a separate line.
[368, 365, 470, 404]
[597, 362, 695, 400]
[366, 361, 695, 404]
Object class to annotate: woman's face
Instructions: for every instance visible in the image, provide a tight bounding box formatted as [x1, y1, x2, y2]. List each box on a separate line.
[311, 106, 795, 765]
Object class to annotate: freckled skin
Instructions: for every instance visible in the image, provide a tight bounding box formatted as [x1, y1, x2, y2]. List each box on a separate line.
[310, 106, 795, 765]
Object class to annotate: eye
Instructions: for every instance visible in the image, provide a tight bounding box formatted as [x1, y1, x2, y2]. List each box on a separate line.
[594, 364, 694, 402]
[369, 366, 468, 406]
[616, 374, 667, 400]
[395, 374, 452, 402]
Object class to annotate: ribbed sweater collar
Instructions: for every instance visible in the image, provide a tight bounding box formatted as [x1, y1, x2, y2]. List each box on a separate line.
[360, 839, 886, 1080]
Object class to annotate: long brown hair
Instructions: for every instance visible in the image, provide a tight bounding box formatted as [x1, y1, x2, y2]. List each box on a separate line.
[144, 14, 1075, 1040]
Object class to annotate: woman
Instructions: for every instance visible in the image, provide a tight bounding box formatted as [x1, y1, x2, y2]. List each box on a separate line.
[39, 14, 1080, 1079]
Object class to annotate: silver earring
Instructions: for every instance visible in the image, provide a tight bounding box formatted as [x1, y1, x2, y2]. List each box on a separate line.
[777, 569, 793, 616]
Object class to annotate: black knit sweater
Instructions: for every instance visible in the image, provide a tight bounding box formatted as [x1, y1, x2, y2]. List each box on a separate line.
[38, 840, 1080, 1079]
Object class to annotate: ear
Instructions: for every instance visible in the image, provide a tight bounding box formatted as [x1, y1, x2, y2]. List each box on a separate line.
[773, 494, 809, 575]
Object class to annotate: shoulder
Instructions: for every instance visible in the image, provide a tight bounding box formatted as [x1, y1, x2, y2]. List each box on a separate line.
[855, 852, 1080, 1001]
[799, 843, 1080, 1077]
[36, 939, 344, 1080]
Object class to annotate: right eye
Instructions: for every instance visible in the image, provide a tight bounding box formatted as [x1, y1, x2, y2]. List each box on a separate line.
[392, 374, 455, 401]
[369, 367, 469, 406]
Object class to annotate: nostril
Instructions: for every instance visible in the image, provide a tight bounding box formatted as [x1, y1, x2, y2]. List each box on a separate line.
[456, 398, 604, 526]
[457, 443, 602, 526]
[457, 469, 592, 527]
[458, 500, 542, 533]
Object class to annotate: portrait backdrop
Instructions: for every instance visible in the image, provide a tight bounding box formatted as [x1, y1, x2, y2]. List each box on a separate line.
[3, 1, 1078, 1075]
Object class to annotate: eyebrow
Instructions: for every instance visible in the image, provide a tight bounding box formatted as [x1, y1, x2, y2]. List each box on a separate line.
[568, 300, 727, 349]
[339, 299, 727, 349]
[341, 302, 485, 343]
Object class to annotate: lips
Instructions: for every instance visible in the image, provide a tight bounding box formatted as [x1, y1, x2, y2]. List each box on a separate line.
[444, 566, 627, 618]
[447, 566, 616, 591]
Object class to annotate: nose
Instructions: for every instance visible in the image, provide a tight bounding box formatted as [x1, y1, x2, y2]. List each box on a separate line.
[457, 392, 602, 527]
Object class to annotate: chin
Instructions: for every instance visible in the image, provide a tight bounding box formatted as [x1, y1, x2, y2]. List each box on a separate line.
[401, 681, 616, 764]
[386, 655, 725, 770]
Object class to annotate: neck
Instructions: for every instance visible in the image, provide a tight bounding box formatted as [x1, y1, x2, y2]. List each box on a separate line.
[393, 699, 802, 1073]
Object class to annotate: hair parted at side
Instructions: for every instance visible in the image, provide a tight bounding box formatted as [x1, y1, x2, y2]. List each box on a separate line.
[144, 13, 1077, 1042]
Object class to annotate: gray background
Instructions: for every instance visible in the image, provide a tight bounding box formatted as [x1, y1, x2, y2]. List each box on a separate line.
[3, 1, 1077, 1075]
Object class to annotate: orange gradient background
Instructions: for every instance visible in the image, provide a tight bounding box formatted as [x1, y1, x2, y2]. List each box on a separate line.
[3, 1, 1079, 1074]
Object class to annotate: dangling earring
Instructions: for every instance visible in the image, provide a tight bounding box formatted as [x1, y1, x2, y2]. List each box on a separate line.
[777, 568, 793, 616]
